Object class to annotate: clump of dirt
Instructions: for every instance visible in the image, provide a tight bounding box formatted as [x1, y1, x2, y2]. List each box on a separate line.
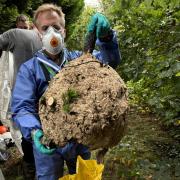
[39, 54, 128, 150]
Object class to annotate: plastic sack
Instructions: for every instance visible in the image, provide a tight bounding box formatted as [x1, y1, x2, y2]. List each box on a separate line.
[0, 51, 14, 127]
[0, 131, 14, 161]
[0, 168, 5, 180]
[0, 78, 11, 126]
[0, 51, 23, 155]
[60, 156, 104, 180]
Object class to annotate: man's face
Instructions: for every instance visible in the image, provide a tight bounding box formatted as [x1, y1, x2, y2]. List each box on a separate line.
[16, 21, 29, 29]
[36, 11, 65, 37]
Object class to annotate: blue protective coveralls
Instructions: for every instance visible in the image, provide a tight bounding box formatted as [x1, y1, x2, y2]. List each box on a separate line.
[11, 31, 121, 180]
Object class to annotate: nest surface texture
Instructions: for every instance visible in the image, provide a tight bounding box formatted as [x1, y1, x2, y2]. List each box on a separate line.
[39, 54, 128, 150]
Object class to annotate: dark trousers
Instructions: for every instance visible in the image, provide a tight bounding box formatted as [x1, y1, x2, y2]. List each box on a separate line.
[21, 137, 35, 163]
[21, 137, 35, 179]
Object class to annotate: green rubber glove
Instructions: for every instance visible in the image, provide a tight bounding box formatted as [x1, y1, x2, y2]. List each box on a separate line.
[87, 13, 111, 38]
[32, 129, 55, 155]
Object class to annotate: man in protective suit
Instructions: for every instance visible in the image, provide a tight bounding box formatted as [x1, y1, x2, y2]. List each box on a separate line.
[11, 3, 121, 180]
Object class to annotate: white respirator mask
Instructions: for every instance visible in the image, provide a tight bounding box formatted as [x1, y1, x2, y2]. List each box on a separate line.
[42, 26, 64, 55]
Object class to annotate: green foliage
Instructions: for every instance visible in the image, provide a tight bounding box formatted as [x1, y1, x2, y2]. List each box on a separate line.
[57, 0, 84, 23]
[0, 0, 84, 33]
[0, 2, 19, 33]
[66, 7, 95, 50]
[102, 0, 180, 127]
[42, 0, 84, 35]
[62, 88, 79, 113]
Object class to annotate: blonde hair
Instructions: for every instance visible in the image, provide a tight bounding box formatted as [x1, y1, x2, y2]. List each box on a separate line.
[34, 3, 65, 27]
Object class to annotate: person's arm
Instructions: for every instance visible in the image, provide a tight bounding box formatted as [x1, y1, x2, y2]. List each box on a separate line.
[66, 12, 121, 69]
[92, 30, 121, 69]
[66, 34, 121, 69]
[11, 62, 41, 140]
[0, 29, 16, 52]
[86, 13, 121, 69]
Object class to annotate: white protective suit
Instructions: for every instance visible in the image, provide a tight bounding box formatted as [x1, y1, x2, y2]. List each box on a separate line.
[0, 51, 23, 154]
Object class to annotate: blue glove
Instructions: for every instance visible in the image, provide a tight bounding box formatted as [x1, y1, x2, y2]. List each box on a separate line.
[87, 13, 111, 38]
[32, 129, 55, 155]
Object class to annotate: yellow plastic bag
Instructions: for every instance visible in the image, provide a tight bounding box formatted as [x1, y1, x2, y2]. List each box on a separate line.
[60, 156, 104, 180]
[59, 174, 77, 180]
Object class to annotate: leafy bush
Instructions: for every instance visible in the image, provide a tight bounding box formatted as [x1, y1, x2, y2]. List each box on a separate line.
[0, 0, 84, 33]
[66, 7, 95, 50]
[102, 0, 180, 127]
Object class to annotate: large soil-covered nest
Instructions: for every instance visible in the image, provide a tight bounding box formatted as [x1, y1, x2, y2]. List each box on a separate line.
[39, 54, 128, 150]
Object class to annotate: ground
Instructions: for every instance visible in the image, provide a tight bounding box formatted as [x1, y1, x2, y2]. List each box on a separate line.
[102, 108, 180, 180]
[1, 108, 180, 180]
